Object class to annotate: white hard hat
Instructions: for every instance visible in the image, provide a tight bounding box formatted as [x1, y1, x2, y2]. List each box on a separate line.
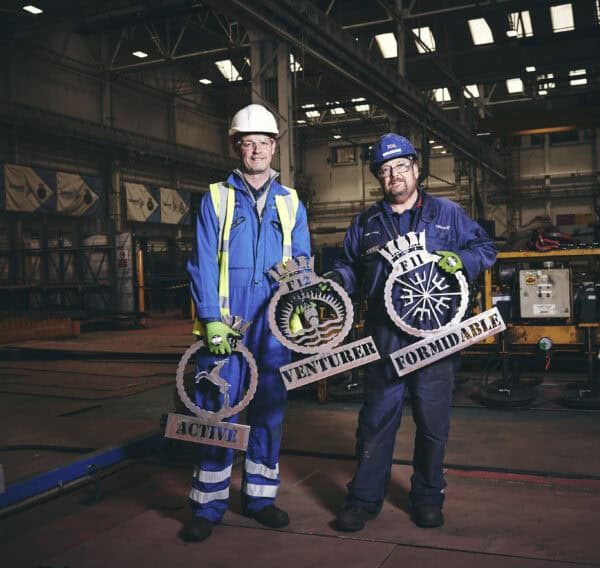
[229, 104, 279, 137]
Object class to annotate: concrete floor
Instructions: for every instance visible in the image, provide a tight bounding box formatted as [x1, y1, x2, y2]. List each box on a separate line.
[1, 316, 600, 567]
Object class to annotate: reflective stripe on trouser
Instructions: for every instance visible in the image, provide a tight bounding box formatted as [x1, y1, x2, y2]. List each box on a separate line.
[242, 458, 280, 508]
[346, 357, 454, 512]
[189, 464, 233, 516]
[190, 296, 290, 521]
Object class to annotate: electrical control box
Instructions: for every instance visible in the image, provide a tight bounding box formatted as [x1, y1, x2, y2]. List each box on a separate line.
[518, 268, 571, 319]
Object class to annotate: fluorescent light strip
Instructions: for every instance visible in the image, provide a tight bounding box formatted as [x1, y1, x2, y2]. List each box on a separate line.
[23, 5, 43, 15]
[570, 78, 587, 86]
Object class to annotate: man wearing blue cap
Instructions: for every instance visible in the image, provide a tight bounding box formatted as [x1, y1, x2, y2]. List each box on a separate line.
[325, 133, 496, 530]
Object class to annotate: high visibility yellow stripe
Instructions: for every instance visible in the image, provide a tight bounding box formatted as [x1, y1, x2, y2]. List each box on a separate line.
[193, 184, 298, 335]
[218, 186, 235, 317]
[275, 188, 299, 263]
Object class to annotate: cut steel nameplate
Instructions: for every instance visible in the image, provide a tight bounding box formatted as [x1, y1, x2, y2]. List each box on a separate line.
[280, 336, 380, 390]
[268, 256, 381, 388]
[380, 231, 469, 338]
[165, 413, 250, 451]
[166, 315, 257, 451]
[390, 307, 506, 377]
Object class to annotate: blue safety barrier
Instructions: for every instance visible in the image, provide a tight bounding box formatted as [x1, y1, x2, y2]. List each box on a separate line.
[0, 432, 162, 509]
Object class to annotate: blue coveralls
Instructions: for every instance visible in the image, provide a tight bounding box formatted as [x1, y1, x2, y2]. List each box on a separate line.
[333, 189, 496, 513]
[186, 169, 310, 523]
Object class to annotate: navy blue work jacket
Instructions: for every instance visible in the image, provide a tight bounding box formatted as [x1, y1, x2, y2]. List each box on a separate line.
[333, 190, 497, 334]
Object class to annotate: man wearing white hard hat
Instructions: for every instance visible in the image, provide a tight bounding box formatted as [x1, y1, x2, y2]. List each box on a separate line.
[183, 104, 310, 541]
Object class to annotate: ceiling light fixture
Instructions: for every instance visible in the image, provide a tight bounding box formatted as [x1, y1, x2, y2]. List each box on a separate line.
[23, 5, 43, 14]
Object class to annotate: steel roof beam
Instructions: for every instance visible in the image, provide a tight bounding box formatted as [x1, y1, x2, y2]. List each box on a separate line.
[208, 0, 505, 179]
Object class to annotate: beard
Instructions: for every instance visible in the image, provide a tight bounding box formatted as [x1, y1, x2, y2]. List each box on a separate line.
[386, 183, 414, 203]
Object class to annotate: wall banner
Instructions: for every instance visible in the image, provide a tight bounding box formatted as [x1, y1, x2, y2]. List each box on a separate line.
[0, 163, 103, 217]
[125, 182, 190, 225]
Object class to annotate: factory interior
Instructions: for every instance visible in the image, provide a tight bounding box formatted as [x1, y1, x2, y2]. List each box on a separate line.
[1, 0, 600, 566]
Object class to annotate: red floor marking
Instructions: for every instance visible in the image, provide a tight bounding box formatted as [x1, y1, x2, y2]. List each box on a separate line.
[446, 468, 600, 489]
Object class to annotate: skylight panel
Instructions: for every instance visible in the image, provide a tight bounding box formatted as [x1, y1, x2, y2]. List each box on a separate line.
[468, 18, 494, 45]
[464, 84, 480, 98]
[305, 110, 320, 118]
[355, 104, 370, 113]
[330, 107, 345, 115]
[290, 53, 303, 72]
[215, 59, 242, 82]
[550, 4, 574, 32]
[375, 33, 397, 59]
[433, 88, 451, 103]
[413, 27, 436, 53]
[526, 65, 536, 72]
[507, 11, 533, 38]
[506, 78, 524, 93]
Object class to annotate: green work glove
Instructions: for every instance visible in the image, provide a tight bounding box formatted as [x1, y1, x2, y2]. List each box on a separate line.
[323, 271, 344, 288]
[205, 321, 241, 356]
[436, 251, 463, 274]
[289, 305, 304, 335]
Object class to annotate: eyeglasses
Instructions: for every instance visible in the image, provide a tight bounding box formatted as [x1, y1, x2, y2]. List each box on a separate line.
[378, 161, 413, 178]
[239, 138, 273, 151]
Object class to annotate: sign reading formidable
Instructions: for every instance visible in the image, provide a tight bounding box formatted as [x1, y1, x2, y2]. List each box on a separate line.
[268, 256, 380, 390]
[380, 231, 505, 377]
[164, 316, 258, 451]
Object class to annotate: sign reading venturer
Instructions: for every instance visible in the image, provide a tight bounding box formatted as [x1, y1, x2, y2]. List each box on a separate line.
[267, 256, 381, 390]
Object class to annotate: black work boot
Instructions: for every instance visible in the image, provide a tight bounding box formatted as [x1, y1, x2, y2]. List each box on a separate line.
[411, 504, 444, 528]
[180, 517, 214, 542]
[248, 505, 290, 528]
[335, 507, 378, 532]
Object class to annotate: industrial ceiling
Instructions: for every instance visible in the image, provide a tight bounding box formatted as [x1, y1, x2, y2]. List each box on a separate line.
[3, 0, 600, 170]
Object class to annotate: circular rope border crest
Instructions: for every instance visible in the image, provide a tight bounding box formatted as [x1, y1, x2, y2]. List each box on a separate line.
[175, 340, 258, 423]
[267, 277, 354, 355]
[383, 251, 469, 338]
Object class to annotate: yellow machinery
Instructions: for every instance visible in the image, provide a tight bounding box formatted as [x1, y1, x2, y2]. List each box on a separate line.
[478, 248, 600, 408]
